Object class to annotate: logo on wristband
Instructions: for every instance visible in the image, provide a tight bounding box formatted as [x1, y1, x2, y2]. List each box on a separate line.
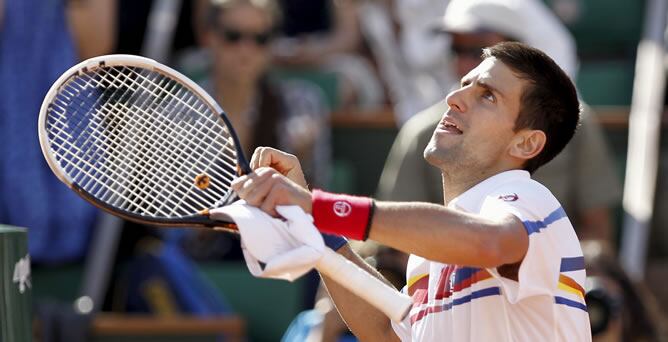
[333, 201, 352, 217]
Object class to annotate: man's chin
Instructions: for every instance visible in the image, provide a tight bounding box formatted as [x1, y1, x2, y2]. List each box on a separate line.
[423, 148, 447, 169]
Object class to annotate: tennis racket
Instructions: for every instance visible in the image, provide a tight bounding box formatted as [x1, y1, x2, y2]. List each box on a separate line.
[38, 54, 411, 322]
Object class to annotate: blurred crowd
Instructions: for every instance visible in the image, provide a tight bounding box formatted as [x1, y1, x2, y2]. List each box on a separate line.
[0, 0, 666, 341]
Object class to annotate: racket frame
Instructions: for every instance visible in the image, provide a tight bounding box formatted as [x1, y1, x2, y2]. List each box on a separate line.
[38, 54, 246, 230]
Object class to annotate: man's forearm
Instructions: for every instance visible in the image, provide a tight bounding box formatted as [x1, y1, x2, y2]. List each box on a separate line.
[369, 201, 528, 268]
[320, 244, 401, 342]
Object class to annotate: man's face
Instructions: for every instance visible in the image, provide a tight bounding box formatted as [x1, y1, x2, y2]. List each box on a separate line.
[424, 57, 527, 174]
[451, 32, 507, 79]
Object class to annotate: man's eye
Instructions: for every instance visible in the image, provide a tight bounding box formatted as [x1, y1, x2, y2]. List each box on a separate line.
[482, 90, 495, 102]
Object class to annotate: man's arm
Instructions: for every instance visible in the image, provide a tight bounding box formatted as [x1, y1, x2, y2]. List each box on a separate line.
[234, 166, 529, 270]
[237, 147, 529, 337]
[368, 201, 528, 268]
[244, 147, 402, 340]
[320, 244, 401, 341]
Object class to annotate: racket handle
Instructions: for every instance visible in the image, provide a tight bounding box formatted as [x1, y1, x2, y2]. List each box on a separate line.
[316, 248, 412, 323]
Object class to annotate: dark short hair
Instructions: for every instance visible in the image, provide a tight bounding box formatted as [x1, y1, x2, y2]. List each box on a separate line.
[482, 42, 580, 173]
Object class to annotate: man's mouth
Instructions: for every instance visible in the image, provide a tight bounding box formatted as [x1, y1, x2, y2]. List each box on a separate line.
[438, 118, 463, 134]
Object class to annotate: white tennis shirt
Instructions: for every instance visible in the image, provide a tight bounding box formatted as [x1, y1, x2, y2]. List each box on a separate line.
[391, 170, 591, 341]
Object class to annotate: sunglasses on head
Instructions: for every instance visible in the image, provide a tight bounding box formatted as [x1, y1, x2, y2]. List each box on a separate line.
[216, 27, 272, 46]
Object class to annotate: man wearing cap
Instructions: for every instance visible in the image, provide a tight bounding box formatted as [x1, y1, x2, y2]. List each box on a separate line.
[378, 0, 621, 250]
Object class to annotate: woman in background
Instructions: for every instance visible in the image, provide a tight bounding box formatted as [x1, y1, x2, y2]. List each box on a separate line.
[177, 0, 331, 261]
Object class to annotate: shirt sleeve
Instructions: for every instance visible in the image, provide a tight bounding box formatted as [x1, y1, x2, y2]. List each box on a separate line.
[481, 186, 565, 303]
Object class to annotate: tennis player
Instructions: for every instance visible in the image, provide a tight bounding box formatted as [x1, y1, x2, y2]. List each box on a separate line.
[233, 42, 591, 341]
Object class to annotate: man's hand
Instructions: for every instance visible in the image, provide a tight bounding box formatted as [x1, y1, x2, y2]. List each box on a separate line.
[232, 167, 312, 217]
[250, 147, 308, 188]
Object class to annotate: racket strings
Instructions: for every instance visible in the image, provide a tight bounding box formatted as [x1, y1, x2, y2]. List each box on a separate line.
[48, 101, 202, 217]
[126, 68, 240, 158]
[49, 71, 204, 216]
[46, 115, 170, 215]
[64, 69, 232, 215]
[102, 68, 239, 210]
[110, 67, 239, 169]
[46, 65, 242, 218]
[105, 73, 237, 176]
[52, 78, 184, 208]
[49, 97, 230, 216]
[117, 71, 240, 215]
[112, 102, 232, 214]
[78, 71, 231, 209]
[90, 67, 237, 214]
[55, 73, 143, 172]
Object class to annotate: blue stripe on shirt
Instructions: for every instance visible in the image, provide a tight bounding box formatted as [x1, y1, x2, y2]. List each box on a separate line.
[555, 296, 587, 312]
[448, 286, 501, 309]
[522, 207, 567, 235]
[453, 267, 480, 286]
[560, 256, 585, 272]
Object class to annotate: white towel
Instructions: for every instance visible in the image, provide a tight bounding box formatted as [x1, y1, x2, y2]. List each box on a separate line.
[210, 201, 325, 282]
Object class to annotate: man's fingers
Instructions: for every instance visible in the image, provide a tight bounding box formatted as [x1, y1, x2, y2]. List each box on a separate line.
[251, 147, 299, 173]
[250, 147, 284, 170]
[250, 147, 268, 170]
[247, 147, 308, 188]
[242, 173, 276, 208]
[232, 167, 276, 201]
[259, 185, 281, 217]
[230, 166, 311, 216]
[231, 174, 249, 193]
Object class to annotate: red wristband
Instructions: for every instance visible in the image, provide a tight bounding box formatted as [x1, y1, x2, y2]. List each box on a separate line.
[311, 189, 375, 240]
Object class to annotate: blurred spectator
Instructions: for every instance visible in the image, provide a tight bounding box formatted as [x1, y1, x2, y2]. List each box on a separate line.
[359, 0, 452, 124]
[0, 0, 115, 264]
[273, 0, 358, 65]
[202, 0, 331, 187]
[175, 0, 333, 261]
[66, 0, 116, 59]
[270, 0, 384, 112]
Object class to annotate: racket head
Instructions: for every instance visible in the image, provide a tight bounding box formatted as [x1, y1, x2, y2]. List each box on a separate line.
[38, 54, 249, 230]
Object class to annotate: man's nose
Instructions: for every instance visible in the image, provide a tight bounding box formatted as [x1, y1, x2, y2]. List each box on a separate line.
[445, 87, 468, 113]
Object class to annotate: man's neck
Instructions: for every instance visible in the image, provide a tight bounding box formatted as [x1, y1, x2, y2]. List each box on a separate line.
[441, 166, 518, 204]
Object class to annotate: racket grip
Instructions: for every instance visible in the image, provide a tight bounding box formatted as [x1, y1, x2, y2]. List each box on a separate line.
[316, 248, 412, 323]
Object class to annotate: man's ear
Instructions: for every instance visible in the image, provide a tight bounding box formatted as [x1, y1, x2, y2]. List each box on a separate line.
[508, 129, 546, 161]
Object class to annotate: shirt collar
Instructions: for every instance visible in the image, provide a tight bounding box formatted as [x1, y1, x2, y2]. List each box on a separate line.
[447, 170, 530, 212]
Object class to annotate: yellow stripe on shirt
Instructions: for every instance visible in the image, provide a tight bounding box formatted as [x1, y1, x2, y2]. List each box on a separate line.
[558, 274, 585, 298]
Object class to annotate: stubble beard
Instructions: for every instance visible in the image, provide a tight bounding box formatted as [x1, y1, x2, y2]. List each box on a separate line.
[423, 139, 491, 198]
[424, 139, 478, 175]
